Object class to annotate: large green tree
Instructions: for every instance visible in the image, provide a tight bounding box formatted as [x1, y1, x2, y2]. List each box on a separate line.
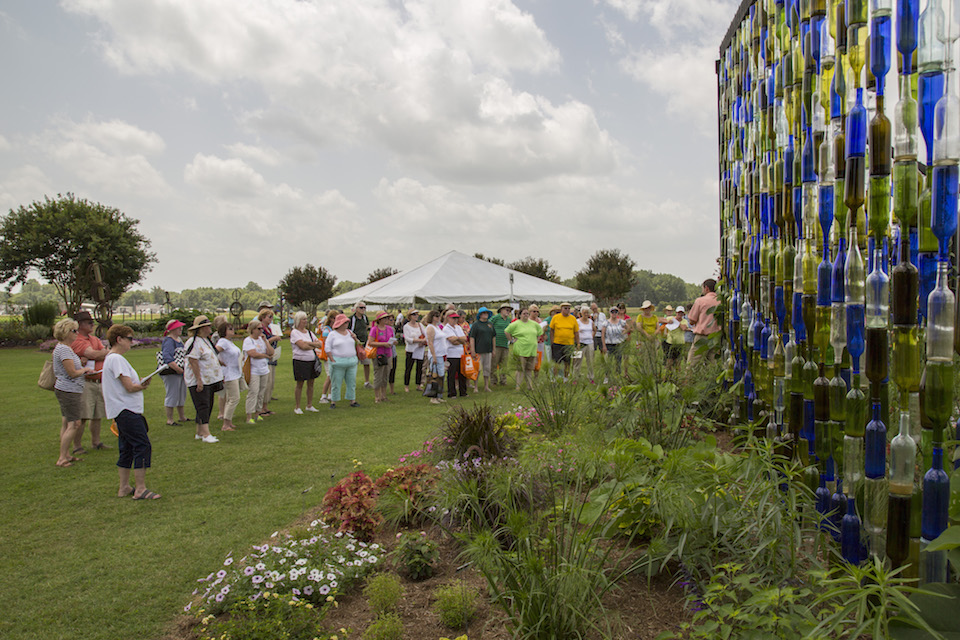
[507, 256, 560, 283]
[0, 194, 156, 314]
[575, 249, 636, 305]
[279, 264, 337, 314]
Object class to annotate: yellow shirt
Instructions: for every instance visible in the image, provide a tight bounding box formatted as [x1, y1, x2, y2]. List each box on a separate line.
[549, 313, 579, 345]
[639, 314, 658, 335]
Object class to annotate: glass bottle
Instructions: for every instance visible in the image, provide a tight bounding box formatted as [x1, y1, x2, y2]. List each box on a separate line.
[845, 226, 866, 372]
[865, 401, 887, 478]
[920, 447, 950, 583]
[864, 247, 889, 396]
[841, 494, 865, 563]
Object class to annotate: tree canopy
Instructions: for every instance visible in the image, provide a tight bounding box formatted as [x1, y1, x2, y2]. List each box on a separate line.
[278, 264, 337, 314]
[574, 249, 636, 304]
[0, 194, 155, 314]
[507, 256, 560, 283]
[366, 266, 399, 284]
[626, 270, 700, 307]
[474, 252, 505, 266]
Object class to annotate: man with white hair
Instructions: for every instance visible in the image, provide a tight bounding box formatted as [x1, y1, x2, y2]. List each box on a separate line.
[350, 301, 372, 388]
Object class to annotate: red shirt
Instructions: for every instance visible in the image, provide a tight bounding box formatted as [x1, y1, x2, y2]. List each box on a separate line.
[72, 333, 105, 381]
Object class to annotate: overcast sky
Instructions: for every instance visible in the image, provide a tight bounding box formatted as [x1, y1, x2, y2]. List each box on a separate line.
[0, 0, 734, 292]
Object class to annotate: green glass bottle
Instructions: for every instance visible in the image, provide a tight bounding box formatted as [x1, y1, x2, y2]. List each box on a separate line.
[846, 373, 867, 437]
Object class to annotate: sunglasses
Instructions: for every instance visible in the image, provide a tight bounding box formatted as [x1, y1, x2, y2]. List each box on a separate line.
[70, 329, 79, 333]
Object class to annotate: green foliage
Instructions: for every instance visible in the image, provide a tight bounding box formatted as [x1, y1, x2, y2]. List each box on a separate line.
[23, 301, 58, 327]
[374, 464, 439, 527]
[322, 471, 382, 541]
[124, 320, 156, 335]
[432, 580, 477, 629]
[196, 593, 325, 640]
[153, 309, 206, 332]
[437, 403, 515, 460]
[366, 267, 399, 284]
[506, 256, 560, 283]
[279, 264, 337, 314]
[668, 563, 818, 639]
[392, 532, 439, 581]
[626, 269, 700, 308]
[520, 376, 592, 435]
[574, 249, 636, 304]
[22, 324, 52, 342]
[362, 613, 403, 640]
[473, 252, 505, 266]
[363, 573, 403, 615]
[0, 193, 155, 314]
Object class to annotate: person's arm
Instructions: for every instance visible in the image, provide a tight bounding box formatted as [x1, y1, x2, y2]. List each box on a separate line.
[117, 373, 150, 392]
[426, 326, 438, 359]
[188, 356, 203, 390]
[324, 334, 336, 364]
[62, 354, 93, 378]
[600, 325, 608, 352]
[83, 345, 109, 361]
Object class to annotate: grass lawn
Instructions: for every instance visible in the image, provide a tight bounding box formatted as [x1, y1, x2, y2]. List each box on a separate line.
[0, 346, 528, 640]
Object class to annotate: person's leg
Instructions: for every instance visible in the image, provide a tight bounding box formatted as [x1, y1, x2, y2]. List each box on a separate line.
[118, 467, 134, 497]
[223, 379, 240, 428]
[305, 379, 315, 408]
[404, 352, 414, 389]
[389, 356, 397, 393]
[295, 379, 304, 410]
[217, 392, 225, 419]
[446, 358, 459, 398]
[176, 377, 187, 421]
[59, 419, 80, 466]
[165, 405, 175, 423]
[196, 387, 214, 437]
[329, 362, 345, 404]
[457, 362, 467, 396]
[584, 345, 594, 381]
[363, 362, 371, 385]
[345, 360, 358, 402]
[415, 358, 424, 387]
[245, 375, 262, 421]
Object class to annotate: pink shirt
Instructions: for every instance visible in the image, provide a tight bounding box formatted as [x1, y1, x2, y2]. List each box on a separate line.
[369, 325, 394, 357]
[687, 291, 720, 336]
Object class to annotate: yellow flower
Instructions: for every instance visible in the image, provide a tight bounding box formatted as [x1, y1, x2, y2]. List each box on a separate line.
[305, 603, 314, 609]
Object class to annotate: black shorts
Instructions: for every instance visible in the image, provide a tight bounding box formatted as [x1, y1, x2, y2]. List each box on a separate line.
[116, 409, 151, 469]
[551, 343, 572, 363]
[293, 358, 320, 381]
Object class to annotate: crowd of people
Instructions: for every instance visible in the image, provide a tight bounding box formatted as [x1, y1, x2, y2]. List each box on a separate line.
[46, 280, 721, 496]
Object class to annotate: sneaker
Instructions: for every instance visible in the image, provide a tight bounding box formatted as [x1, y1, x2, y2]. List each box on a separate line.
[305, 406, 319, 412]
[329, 403, 336, 409]
[317, 396, 329, 404]
[200, 435, 219, 443]
[349, 402, 360, 408]
[247, 419, 257, 424]
[363, 382, 373, 389]
[194, 434, 202, 440]
[294, 408, 304, 415]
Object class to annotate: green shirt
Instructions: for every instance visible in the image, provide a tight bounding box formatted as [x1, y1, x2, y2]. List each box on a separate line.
[490, 314, 511, 348]
[505, 320, 543, 358]
[469, 320, 496, 354]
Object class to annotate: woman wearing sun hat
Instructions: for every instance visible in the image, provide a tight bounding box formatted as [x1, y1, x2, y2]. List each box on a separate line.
[661, 305, 690, 366]
[159, 319, 187, 425]
[243, 318, 275, 423]
[402, 309, 426, 392]
[367, 311, 395, 403]
[637, 300, 658, 338]
[325, 313, 361, 408]
[183, 315, 223, 443]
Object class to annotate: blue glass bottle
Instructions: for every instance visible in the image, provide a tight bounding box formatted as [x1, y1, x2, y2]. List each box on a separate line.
[816, 475, 832, 529]
[865, 401, 887, 478]
[896, 0, 919, 60]
[841, 496, 864, 564]
[921, 447, 950, 583]
[830, 477, 848, 541]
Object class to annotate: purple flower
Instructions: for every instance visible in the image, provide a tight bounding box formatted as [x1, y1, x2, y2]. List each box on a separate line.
[215, 593, 225, 602]
[244, 566, 255, 576]
[216, 570, 227, 579]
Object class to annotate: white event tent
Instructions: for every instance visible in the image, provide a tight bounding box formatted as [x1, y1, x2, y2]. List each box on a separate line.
[327, 251, 593, 306]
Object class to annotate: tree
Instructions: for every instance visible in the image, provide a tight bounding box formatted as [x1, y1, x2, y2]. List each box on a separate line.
[507, 256, 560, 283]
[474, 253, 505, 266]
[575, 249, 637, 305]
[279, 264, 337, 314]
[366, 267, 399, 284]
[0, 194, 156, 314]
[332, 280, 363, 297]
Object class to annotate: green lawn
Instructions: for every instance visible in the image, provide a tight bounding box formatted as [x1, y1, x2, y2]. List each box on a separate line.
[0, 347, 526, 640]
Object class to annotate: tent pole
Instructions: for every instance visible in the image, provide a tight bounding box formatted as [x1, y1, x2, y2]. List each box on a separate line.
[509, 273, 514, 306]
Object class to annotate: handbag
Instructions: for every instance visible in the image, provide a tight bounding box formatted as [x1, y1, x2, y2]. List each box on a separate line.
[365, 346, 378, 361]
[422, 378, 440, 398]
[534, 350, 543, 372]
[314, 331, 328, 361]
[157, 339, 185, 375]
[38, 358, 55, 391]
[461, 352, 479, 380]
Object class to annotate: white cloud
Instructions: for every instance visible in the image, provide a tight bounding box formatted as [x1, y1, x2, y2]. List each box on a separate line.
[0, 133, 11, 151]
[32, 118, 169, 196]
[224, 143, 283, 167]
[63, 0, 616, 186]
[0, 165, 54, 212]
[600, 0, 738, 40]
[183, 154, 267, 198]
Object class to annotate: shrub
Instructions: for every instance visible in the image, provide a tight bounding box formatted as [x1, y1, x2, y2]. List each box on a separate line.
[196, 593, 323, 640]
[392, 532, 439, 581]
[433, 581, 477, 629]
[23, 323, 52, 342]
[153, 308, 205, 332]
[521, 376, 592, 435]
[363, 573, 403, 615]
[321, 471, 381, 541]
[362, 613, 403, 640]
[375, 464, 439, 526]
[0, 317, 24, 340]
[124, 320, 156, 334]
[23, 301, 58, 327]
[437, 403, 515, 460]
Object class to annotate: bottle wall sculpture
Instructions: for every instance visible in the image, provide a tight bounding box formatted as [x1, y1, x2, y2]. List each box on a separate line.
[716, 0, 957, 581]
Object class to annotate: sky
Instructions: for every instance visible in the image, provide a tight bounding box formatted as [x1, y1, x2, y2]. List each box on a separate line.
[0, 0, 736, 293]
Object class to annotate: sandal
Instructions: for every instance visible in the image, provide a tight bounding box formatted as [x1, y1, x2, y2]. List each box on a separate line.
[72, 447, 87, 455]
[92, 442, 109, 450]
[166, 421, 181, 426]
[133, 490, 161, 500]
[56, 460, 73, 467]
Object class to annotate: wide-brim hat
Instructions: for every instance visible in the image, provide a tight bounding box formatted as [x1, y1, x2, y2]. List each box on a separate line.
[188, 315, 212, 332]
[332, 314, 349, 329]
[257, 301, 274, 310]
[549, 305, 561, 313]
[406, 309, 420, 318]
[497, 302, 513, 312]
[164, 319, 185, 334]
[664, 305, 674, 312]
[560, 302, 572, 308]
[374, 311, 390, 322]
[640, 300, 654, 309]
[477, 306, 492, 317]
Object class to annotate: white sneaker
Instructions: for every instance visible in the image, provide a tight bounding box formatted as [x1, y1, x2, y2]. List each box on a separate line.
[305, 406, 319, 412]
[294, 408, 304, 415]
[363, 382, 373, 389]
[194, 434, 201, 440]
[317, 395, 329, 403]
[200, 435, 219, 443]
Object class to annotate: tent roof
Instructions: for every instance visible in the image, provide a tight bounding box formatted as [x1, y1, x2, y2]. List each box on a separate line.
[327, 251, 593, 306]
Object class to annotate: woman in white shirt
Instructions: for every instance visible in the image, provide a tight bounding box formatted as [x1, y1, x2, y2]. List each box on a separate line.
[402, 309, 427, 392]
[324, 313, 361, 409]
[289, 311, 323, 415]
[575, 305, 596, 383]
[242, 319, 275, 423]
[424, 310, 447, 404]
[102, 324, 157, 499]
[214, 318, 242, 431]
[184, 315, 224, 444]
[443, 310, 468, 398]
